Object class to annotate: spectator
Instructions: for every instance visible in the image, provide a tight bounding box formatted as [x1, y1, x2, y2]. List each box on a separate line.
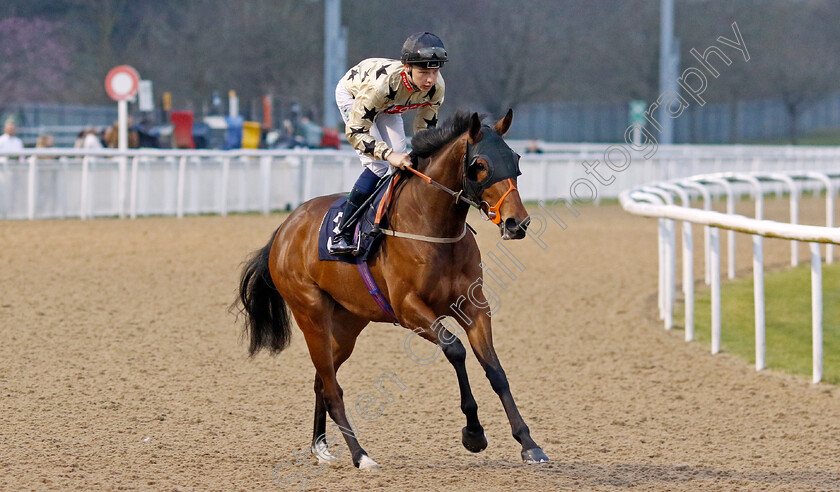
[525, 139, 543, 154]
[74, 130, 86, 148]
[0, 119, 24, 151]
[104, 118, 140, 148]
[35, 134, 54, 148]
[35, 133, 55, 159]
[132, 118, 159, 148]
[274, 119, 294, 148]
[298, 117, 323, 148]
[82, 128, 104, 149]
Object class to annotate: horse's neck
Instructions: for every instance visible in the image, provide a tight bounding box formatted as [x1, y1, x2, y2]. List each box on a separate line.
[392, 138, 469, 237]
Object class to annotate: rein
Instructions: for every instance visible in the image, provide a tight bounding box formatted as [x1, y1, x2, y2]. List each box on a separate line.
[403, 155, 518, 225]
[404, 166, 480, 208]
[373, 166, 474, 244]
[385, 128, 520, 242]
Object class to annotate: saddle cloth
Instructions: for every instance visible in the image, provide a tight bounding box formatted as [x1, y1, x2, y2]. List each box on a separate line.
[317, 175, 397, 264]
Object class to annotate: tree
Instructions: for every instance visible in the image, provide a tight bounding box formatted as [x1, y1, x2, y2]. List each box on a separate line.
[436, 0, 579, 115]
[726, 1, 839, 143]
[0, 17, 71, 101]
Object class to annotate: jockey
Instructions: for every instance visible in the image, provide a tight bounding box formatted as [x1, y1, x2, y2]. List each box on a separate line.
[329, 31, 446, 255]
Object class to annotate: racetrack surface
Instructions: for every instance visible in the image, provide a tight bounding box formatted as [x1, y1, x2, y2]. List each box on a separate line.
[1, 199, 839, 491]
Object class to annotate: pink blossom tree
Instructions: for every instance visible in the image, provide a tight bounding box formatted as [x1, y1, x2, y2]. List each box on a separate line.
[0, 17, 71, 102]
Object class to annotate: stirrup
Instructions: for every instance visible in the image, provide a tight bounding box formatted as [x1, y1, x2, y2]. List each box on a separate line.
[328, 234, 359, 256]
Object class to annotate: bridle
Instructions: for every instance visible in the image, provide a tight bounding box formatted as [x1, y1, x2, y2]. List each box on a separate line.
[405, 125, 521, 224]
[481, 178, 517, 224]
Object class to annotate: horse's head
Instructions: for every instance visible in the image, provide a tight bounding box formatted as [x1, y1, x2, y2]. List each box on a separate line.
[463, 110, 529, 240]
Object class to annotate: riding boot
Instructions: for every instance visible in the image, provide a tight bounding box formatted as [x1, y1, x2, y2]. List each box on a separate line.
[329, 186, 372, 255]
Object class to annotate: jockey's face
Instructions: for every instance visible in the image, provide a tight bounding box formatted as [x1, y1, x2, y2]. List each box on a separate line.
[404, 64, 440, 92]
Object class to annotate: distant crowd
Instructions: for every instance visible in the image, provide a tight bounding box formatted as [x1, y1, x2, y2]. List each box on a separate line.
[0, 117, 145, 151]
[0, 115, 341, 151]
[1, 116, 545, 153]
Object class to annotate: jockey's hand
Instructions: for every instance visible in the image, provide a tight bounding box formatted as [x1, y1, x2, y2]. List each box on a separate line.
[387, 151, 413, 169]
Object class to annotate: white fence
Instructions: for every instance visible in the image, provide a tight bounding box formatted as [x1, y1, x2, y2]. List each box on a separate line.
[3, 145, 840, 220]
[620, 170, 840, 384]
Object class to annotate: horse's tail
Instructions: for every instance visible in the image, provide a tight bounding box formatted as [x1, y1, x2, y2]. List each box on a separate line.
[236, 227, 292, 356]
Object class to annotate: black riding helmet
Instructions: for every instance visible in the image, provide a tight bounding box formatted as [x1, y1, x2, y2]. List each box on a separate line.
[401, 32, 447, 68]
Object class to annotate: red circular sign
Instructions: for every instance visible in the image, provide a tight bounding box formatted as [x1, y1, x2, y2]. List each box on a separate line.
[105, 65, 140, 101]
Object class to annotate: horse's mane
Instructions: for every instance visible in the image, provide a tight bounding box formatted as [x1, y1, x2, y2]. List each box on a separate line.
[410, 111, 480, 159]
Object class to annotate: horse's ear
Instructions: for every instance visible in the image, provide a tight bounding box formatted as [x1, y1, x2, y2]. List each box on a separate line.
[494, 109, 513, 136]
[468, 112, 483, 144]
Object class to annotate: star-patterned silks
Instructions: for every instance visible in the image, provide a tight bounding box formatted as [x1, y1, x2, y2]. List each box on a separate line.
[340, 57, 444, 162]
[362, 139, 376, 155]
[362, 106, 377, 121]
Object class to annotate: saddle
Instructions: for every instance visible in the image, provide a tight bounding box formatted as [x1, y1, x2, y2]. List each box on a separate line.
[318, 174, 401, 264]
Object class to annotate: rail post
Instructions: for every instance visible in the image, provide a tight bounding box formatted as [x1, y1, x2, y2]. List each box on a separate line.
[660, 183, 694, 341]
[27, 156, 37, 220]
[177, 155, 187, 219]
[710, 226, 721, 355]
[810, 242, 823, 384]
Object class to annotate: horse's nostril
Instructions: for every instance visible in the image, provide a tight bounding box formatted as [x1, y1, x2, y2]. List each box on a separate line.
[505, 217, 528, 231]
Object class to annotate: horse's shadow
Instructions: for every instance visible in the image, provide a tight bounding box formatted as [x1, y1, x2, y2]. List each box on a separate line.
[392, 457, 840, 489]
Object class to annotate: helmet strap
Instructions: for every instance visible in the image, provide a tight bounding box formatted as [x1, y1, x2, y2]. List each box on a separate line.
[405, 65, 418, 91]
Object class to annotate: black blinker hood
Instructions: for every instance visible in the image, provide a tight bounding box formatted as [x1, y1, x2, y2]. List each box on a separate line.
[463, 126, 521, 202]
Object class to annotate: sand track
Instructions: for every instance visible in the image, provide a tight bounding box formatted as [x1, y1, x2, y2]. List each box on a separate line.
[1, 200, 838, 491]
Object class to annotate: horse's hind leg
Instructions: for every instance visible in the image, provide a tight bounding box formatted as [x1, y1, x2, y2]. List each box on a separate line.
[311, 375, 329, 460]
[291, 296, 378, 470]
[311, 311, 367, 464]
[400, 295, 487, 453]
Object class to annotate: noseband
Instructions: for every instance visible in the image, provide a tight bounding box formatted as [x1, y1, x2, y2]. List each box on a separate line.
[482, 178, 517, 224]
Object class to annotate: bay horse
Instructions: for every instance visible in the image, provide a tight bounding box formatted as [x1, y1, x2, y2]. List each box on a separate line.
[236, 110, 549, 471]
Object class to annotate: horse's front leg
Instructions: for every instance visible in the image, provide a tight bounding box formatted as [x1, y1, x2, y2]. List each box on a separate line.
[400, 294, 487, 453]
[462, 308, 549, 463]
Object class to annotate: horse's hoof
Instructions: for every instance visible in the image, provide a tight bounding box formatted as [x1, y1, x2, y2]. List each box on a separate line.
[521, 447, 550, 464]
[311, 441, 337, 464]
[357, 454, 381, 472]
[461, 426, 488, 453]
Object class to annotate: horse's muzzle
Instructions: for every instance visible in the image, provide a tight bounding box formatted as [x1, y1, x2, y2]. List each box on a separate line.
[502, 216, 529, 240]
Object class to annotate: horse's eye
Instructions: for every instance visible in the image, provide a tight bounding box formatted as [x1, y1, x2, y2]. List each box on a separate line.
[467, 161, 486, 181]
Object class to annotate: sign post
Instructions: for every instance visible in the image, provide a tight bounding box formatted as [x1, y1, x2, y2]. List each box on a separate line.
[138, 80, 154, 112]
[105, 65, 140, 219]
[629, 100, 647, 147]
[105, 65, 140, 150]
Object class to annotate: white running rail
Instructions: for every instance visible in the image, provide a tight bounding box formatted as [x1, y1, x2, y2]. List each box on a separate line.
[620, 171, 840, 384]
[3, 145, 840, 220]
